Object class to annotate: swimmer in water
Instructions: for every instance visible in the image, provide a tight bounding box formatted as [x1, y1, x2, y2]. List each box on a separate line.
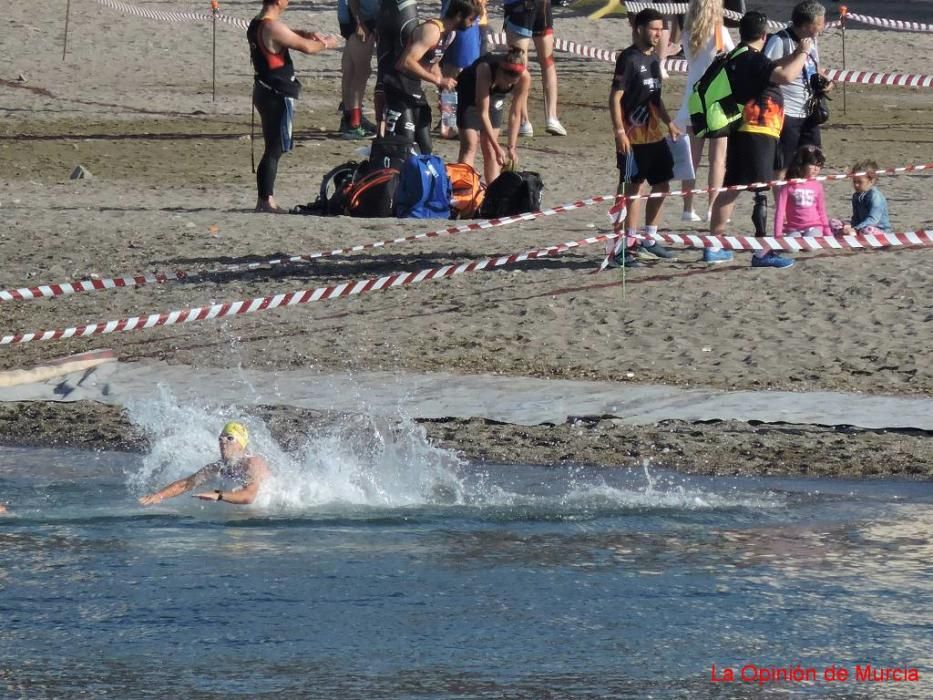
[138, 422, 271, 506]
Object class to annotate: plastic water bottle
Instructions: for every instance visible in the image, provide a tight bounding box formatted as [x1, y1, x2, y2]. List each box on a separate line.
[440, 90, 458, 137]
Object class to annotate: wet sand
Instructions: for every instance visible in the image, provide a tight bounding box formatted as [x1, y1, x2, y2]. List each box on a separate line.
[1, 1, 931, 476]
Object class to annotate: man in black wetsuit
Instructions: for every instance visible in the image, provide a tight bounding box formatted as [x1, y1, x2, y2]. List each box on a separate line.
[379, 0, 480, 154]
[248, 0, 340, 213]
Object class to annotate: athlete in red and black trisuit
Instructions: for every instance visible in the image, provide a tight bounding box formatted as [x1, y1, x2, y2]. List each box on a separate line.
[247, 0, 339, 213]
[380, 0, 480, 154]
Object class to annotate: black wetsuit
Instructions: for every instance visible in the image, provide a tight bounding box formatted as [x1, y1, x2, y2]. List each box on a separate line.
[248, 16, 301, 200]
[381, 19, 456, 154]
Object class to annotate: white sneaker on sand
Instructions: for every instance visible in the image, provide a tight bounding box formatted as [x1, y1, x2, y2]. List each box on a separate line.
[519, 121, 534, 137]
[545, 118, 567, 136]
[681, 210, 703, 223]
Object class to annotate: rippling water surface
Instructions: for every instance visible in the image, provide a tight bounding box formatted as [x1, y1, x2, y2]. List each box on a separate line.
[1, 413, 931, 698]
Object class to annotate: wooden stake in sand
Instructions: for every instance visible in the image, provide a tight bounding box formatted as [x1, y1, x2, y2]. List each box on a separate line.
[211, 0, 219, 102]
[62, 0, 72, 61]
[840, 5, 848, 115]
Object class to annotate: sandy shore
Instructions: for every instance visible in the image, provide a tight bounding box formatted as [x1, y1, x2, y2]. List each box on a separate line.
[1, 1, 931, 476]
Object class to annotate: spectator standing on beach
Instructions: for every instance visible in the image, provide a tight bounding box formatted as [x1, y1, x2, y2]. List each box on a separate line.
[706, 11, 812, 268]
[609, 8, 681, 264]
[381, 0, 480, 154]
[765, 1, 832, 179]
[456, 47, 532, 183]
[337, 0, 379, 139]
[773, 145, 831, 238]
[503, 0, 568, 136]
[138, 423, 271, 507]
[248, 0, 340, 213]
[841, 160, 891, 235]
[673, 0, 734, 222]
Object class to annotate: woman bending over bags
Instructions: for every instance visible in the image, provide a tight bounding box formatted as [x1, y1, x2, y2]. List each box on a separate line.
[455, 48, 532, 184]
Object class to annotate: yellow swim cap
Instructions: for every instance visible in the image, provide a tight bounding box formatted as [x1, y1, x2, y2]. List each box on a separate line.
[220, 421, 249, 449]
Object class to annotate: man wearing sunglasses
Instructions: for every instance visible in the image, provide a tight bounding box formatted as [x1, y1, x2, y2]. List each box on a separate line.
[138, 422, 270, 506]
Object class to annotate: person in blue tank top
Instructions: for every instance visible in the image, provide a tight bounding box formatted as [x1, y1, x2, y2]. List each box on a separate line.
[248, 0, 340, 213]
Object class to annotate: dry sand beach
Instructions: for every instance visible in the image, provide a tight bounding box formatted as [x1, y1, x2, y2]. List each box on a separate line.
[1, 0, 932, 476]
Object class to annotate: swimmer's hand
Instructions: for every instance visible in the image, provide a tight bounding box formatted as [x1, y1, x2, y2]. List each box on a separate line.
[138, 493, 163, 506]
[194, 491, 222, 502]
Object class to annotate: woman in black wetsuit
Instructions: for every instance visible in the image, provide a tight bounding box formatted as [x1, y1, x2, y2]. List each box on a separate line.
[455, 47, 531, 183]
[248, 0, 340, 213]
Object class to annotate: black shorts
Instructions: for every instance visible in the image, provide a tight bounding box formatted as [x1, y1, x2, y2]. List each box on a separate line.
[504, 0, 553, 39]
[457, 99, 506, 130]
[724, 131, 777, 188]
[339, 17, 376, 40]
[776, 114, 822, 171]
[616, 140, 674, 186]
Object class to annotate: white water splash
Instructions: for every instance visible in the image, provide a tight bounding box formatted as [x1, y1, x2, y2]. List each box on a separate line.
[123, 388, 780, 515]
[124, 387, 467, 510]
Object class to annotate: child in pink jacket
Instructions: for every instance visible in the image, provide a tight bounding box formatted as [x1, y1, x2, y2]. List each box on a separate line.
[773, 145, 832, 237]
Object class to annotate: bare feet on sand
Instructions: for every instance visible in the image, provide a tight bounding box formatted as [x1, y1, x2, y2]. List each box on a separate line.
[255, 198, 289, 214]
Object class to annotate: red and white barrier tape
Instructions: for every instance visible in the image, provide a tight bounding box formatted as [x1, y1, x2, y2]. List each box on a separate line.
[6, 162, 929, 304]
[846, 13, 933, 33]
[0, 196, 616, 303]
[637, 229, 933, 252]
[488, 32, 929, 88]
[622, 2, 789, 30]
[93, 0, 248, 28]
[92, 1, 929, 89]
[824, 68, 933, 89]
[607, 163, 932, 217]
[0, 231, 628, 346]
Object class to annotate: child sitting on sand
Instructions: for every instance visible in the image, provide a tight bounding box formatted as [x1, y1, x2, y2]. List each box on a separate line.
[773, 145, 832, 238]
[841, 160, 891, 235]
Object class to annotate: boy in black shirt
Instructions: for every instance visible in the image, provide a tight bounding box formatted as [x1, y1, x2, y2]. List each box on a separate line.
[609, 8, 681, 262]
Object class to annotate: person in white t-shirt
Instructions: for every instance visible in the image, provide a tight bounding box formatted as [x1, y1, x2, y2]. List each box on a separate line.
[764, 0, 832, 179]
[673, 0, 734, 222]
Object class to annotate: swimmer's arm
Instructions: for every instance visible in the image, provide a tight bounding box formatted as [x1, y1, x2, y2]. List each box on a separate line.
[138, 463, 219, 505]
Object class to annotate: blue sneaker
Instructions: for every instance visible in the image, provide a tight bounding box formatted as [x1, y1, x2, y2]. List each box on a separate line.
[751, 252, 795, 269]
[703, 248, 734, 264]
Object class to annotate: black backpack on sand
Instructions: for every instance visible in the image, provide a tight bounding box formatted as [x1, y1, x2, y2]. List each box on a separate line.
[478, 170, 544, 219]
[345, 167, 400, 218]
[291, 160, 358, 216]
[368, 134, 418, 172]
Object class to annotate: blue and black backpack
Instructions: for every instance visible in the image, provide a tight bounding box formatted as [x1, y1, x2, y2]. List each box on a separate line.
[395, 154, 452, 219]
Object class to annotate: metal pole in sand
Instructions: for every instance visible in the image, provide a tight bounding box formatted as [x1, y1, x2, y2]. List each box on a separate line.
[62, 0, 72, 61]
[840, 5, 848, 115]
[212, 0, 219, 102]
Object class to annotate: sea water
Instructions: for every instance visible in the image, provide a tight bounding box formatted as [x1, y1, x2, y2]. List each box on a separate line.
[0, 399, 931, 698]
